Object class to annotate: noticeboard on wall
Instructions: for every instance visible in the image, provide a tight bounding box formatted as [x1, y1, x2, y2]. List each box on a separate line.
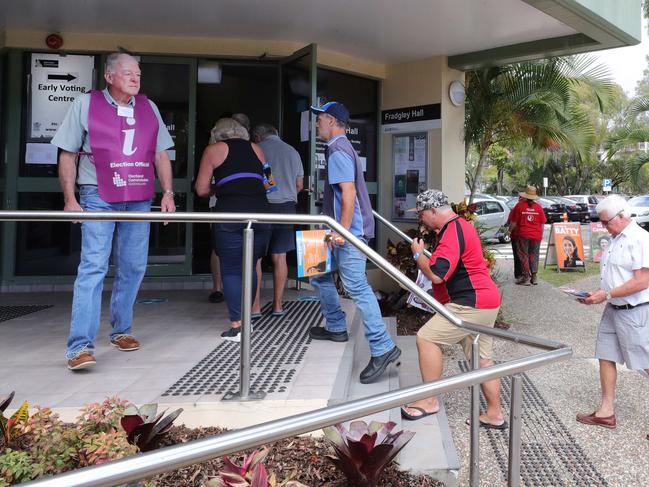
[392, 132, 427, 221]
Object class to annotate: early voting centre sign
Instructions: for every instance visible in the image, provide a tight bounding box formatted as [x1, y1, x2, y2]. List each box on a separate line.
[30, 53, 95, 139]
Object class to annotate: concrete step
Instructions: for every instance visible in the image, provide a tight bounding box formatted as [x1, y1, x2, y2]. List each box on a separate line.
[395, 335, 460, 487]
[338, 316, 400, 424]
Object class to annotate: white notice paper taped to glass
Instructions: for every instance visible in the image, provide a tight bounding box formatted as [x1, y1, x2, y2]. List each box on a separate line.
[25, 143, 58, 165]
[300, 110, 310, 142]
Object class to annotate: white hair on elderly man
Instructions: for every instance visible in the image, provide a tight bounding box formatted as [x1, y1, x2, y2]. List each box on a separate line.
[596, 194, 631, 219]
[105, 52, 139, 74]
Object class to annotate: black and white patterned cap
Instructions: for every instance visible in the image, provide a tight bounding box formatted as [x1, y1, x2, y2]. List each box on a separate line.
[408, 189, 449, 212]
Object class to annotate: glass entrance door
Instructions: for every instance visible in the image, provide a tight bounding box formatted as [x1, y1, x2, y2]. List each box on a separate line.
[279, 44, 316, 215]
[137, 56, 196, 276]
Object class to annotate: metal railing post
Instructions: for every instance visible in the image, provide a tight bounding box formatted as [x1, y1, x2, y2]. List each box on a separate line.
[508, 374, 523, 487]
[470, 334, 481, 487]
[223, 222, 265, 402]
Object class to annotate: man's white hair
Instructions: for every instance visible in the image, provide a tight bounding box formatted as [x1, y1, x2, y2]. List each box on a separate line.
[596, 194, 631, 219]
[105, 53, 139, 74]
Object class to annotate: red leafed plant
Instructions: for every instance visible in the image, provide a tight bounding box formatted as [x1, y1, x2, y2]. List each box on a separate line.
[322, 420, 415, 487]
[120, 403, 183, 452]
[0, 391, 29, 446]
[203, 448, 308, 487]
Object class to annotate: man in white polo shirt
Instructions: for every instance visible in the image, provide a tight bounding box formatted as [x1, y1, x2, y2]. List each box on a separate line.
[577, 195, 649, 431]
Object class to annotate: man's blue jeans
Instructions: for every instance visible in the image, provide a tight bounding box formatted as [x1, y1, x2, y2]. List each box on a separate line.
[310, 240, 395, 357]
[66, 185, 151, 359]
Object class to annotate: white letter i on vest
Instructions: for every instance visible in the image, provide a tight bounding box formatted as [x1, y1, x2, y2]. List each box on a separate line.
[122, 129, 138, 156]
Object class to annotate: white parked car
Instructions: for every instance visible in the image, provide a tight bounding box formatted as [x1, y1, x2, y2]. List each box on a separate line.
[628, 195, 649, 230]
[472, 196, 511, 243]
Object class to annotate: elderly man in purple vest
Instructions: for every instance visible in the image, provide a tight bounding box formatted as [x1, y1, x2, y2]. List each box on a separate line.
[52, 53, 175, 371]
[308, 102, 401, 384]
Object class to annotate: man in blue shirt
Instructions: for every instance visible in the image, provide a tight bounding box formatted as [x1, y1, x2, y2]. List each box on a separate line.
[309, 101, 400, 384]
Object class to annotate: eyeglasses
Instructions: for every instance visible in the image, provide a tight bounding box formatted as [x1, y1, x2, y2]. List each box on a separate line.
[600, 210, 622, 226]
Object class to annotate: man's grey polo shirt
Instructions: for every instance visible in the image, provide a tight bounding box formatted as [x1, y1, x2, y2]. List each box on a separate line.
[258, 135, 304, 204]
[51, 88, 174, 185]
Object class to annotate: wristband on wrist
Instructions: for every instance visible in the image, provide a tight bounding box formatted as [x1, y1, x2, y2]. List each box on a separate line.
[413, 252, 422, 261]
[163, 190, 174, 197]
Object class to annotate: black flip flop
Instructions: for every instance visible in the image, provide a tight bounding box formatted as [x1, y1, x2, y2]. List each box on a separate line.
[401, 406, 438, 421]
[465, 418, 509, 430]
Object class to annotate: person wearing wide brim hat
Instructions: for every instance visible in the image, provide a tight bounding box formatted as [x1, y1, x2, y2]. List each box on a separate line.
[519, 185, 539, 200]
[510, 185, 547, 285]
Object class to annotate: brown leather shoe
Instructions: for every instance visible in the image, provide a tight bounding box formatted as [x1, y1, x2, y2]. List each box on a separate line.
[67, 352, 96, 370]
[530, 273, 538, 285]
[576, 411, 616, 429]
[110, 335, 140, 351]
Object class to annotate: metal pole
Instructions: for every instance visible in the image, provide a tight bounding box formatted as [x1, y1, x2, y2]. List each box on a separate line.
[508, 374, 523, 487]
[372, 210, 431, 257]
[223, 222, 265, 402]
[470, 334, 481, 487]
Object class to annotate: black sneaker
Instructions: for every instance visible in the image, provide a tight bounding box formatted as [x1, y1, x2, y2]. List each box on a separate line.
[221, 327, 241, 343]
[308, 326, 348, 342]
[359, 346, 402, 384]
[208, 291, 224, 303]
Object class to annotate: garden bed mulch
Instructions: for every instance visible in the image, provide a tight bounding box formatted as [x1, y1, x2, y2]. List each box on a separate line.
[152, 425, 444, 487]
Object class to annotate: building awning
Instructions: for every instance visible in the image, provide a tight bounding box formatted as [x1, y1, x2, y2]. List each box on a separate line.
[0, 0, 641, 70]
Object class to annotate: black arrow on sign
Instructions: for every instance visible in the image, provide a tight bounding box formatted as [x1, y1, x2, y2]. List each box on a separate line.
[48, 73, 77, 82]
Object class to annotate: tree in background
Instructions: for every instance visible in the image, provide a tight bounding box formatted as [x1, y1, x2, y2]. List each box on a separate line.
[464, 55, 613, 202]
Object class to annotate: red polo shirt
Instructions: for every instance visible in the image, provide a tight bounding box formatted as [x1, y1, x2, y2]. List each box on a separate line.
[428, 216, 501, 309]
[510, 201, 546, 241]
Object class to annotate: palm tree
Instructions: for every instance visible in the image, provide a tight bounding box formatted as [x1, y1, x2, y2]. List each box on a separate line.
[465, 55, 612, 202]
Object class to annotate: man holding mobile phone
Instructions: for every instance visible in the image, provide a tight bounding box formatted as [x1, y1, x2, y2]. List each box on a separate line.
[576, 195, 649, 432]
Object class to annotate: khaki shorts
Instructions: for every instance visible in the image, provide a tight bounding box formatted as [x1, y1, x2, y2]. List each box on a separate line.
[417, 302, 500, 360]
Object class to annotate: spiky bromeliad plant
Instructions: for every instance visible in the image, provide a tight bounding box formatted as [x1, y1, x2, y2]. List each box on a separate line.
[0, 392, 29, 446]
[323, 420, 415, 487]
[120, 403, 183, 452]
[203, 447, 308, 487]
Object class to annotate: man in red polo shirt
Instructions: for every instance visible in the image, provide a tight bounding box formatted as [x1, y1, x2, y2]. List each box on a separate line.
[400, 189, 505, 429]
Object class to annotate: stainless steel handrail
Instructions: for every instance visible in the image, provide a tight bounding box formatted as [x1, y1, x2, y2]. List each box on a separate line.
[373, 209, 432, 258]
[21, 350, 569, 487]
[0, 210, 571, 487]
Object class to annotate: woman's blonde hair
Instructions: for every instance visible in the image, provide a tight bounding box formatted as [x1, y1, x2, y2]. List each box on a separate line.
[209, 118, 250, 143]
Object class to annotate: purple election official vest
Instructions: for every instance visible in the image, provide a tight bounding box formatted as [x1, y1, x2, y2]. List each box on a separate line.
[87, 90, 158, 202]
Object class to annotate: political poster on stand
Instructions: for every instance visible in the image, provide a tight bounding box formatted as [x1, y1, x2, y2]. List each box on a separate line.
[590, 222, 610, 263]
[544, 222, 586, 271]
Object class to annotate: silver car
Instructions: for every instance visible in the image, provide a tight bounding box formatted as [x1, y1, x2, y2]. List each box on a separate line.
[473, 196, 511, 243]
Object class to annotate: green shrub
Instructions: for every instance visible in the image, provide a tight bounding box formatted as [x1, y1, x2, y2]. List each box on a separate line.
[0, 448, 41, 485]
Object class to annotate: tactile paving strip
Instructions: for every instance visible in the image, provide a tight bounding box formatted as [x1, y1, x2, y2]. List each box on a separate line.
[162, 301, 321, 397]
[459, 361, 607, 486]
[0, 305, 53, 323]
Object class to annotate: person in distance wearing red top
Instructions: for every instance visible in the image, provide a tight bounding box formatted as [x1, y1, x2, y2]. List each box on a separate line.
[509, 185, 547, 286]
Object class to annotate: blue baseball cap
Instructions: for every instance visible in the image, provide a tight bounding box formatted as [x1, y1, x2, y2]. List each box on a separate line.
[310, 101, 350, 123]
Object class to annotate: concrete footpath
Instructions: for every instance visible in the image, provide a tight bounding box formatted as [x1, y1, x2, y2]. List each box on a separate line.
[442, 260, 648, 486]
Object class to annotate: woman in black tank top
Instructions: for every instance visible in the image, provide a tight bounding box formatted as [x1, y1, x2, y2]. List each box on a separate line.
[196, 118, 271, 340]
